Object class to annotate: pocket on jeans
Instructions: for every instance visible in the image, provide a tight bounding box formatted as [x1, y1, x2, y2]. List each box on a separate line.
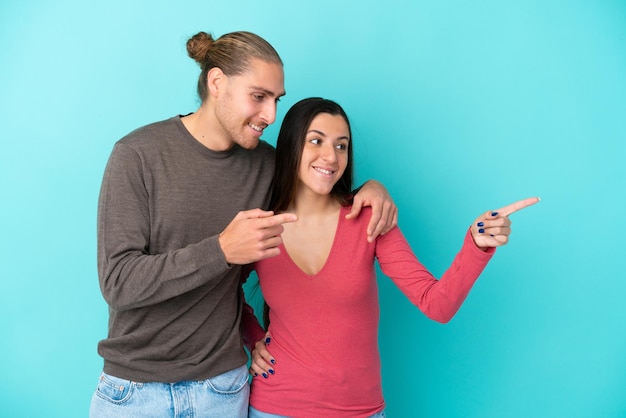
[95, 372, 135, 404]
[205, 365, 249, 395]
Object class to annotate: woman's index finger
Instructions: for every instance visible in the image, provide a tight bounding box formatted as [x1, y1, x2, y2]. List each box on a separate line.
[497, 197, 540, 217]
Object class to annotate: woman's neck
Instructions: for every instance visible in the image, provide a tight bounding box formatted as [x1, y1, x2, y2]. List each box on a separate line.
[288, 190, 341, 219]
[281, 190, 342, 276]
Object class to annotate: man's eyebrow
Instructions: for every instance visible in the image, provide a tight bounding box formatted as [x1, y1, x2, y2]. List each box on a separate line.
[250, 86, 286, 98]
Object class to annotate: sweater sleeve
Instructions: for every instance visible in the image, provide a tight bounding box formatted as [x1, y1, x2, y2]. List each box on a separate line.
[97, 143, 231, 311]
[376, 227, 494, 323]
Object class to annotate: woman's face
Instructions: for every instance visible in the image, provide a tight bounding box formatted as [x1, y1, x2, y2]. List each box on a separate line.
[297, 113, 350, 197]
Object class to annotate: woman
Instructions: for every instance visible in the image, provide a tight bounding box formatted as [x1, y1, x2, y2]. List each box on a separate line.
[241, 98, 538, 417]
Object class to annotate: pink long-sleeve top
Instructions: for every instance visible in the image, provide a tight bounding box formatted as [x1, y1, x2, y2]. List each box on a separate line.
[242, 206, 494, 417]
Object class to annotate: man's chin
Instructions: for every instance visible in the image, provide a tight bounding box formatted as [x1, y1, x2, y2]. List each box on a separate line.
[239, 138, 260, 149]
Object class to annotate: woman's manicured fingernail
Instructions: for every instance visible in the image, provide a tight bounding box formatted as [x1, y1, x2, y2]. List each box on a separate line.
[262, 373, 268, 378]
[491, 212, 499, 216]
[254, 372, 258, 376]
[479, 228, 485, 234]
[270, 359, 276, 364]
[477, 222, 484, 227]
[265, 337, 271, 344]
[268, 369, 274, 375]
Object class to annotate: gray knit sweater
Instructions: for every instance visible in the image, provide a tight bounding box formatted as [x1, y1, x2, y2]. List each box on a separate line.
[96, 116, 274, 382]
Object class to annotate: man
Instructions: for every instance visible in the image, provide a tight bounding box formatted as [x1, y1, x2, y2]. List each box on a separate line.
[90, 31, 397, 417]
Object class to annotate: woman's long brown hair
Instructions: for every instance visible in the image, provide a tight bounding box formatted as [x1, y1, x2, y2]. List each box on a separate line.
[262, 97, 354, 328]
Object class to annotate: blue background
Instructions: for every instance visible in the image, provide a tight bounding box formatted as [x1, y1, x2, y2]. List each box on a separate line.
[1, 1, 624, 417]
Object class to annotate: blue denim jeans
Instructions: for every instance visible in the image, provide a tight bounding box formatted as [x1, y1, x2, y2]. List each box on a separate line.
[248, 405, 386, 418]
[89, 365, 249, 418]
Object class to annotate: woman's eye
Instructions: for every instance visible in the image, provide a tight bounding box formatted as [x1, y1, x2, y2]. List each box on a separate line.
[309, 138, 321, 145]
[336, 143, 348, 151]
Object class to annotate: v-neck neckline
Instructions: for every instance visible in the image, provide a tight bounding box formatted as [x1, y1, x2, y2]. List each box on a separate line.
[279, 205, 346, 279]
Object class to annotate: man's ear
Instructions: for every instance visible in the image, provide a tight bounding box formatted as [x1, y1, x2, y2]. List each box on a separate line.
[207, 67, 225, 98]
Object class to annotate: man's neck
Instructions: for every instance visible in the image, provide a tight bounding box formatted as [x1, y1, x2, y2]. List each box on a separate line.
[181, 106, 233, 151]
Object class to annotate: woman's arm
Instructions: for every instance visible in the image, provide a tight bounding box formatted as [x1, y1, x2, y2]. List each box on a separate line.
[377, 197, 539, 323]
